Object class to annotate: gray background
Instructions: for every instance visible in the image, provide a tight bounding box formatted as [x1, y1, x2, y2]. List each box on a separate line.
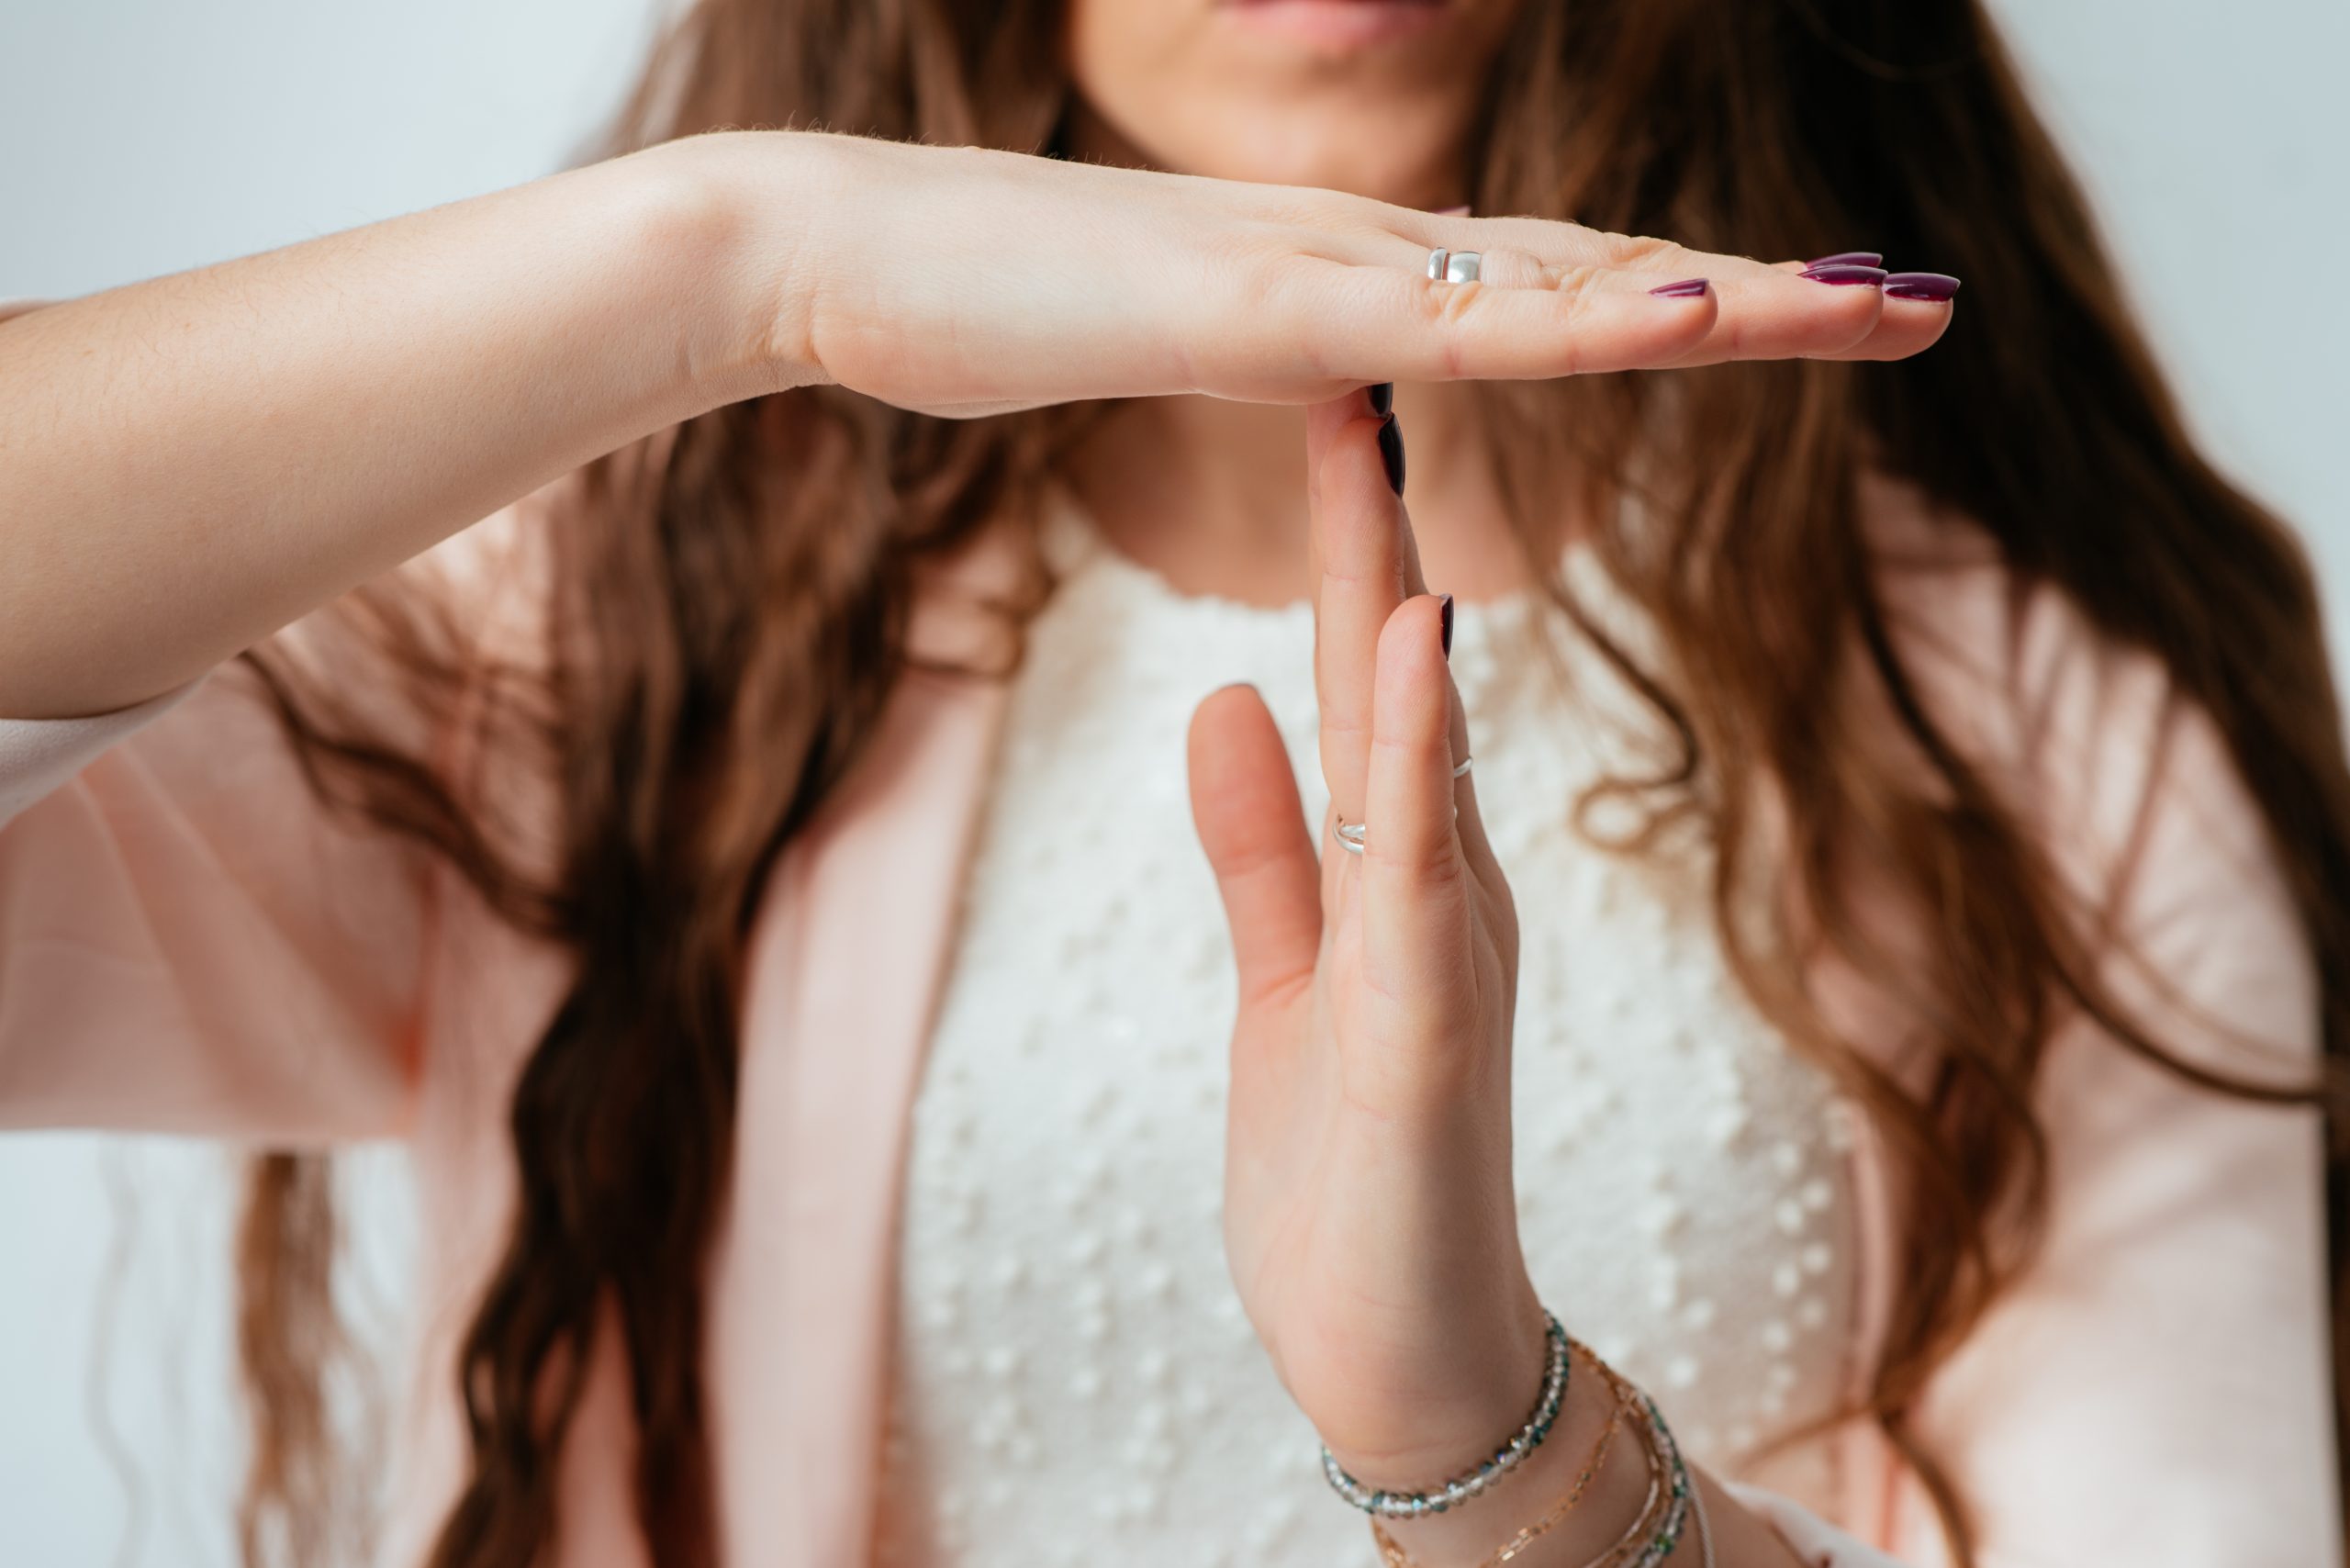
[2, 1, 2344, 1562]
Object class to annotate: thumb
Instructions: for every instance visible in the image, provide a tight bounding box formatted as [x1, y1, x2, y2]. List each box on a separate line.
[1187, 681, 1322, 1008]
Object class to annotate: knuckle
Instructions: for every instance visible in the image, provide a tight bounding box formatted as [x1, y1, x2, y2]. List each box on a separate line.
[1416, 282, 1474, 378]
[1433, 277, 1483, 328]
[1218, 248, 1289, 323]
[1241, 966, 1315, 1014]
[1370, 730, 1445, 770]
[1330, 190, 1418, 240]
[1550, 263, 1609, 304]
[1475, 243, 1549, 291]
[1606, 232, 1684, 270]
[1368, 837, 1473, 902]
[1213, 830, 1297, 886]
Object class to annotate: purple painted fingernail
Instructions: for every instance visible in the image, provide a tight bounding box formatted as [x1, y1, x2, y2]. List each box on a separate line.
[1797, 263, 1889, 286]
[1884, 271, 1962, 302]
[1649, 277, 1711, 298]
[1376, 411, 1405, 497]
[1367, 382, 1393, 417]
[1439, 594, 1455, 659]
[1807, 251, 1884, 269]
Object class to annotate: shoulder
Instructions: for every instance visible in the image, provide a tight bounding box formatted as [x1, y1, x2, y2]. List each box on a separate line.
[1856, 465, 2172, 811]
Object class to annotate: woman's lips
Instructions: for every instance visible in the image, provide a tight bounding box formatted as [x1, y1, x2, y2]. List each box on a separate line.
[1220, 0, 1448, 50]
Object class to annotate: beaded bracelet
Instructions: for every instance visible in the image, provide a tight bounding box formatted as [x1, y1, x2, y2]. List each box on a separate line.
[1322, 1310, 1571, 1519]
[1608, 1386, 1695, 1568]
[1365, 1337, 1695, 1568]
[1368, 1340, 1633, 1568]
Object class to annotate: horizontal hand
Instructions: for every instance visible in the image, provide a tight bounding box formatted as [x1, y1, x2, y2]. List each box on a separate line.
[736, 131, 1953, 415]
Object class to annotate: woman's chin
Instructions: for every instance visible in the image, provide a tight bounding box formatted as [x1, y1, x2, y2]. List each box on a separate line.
[1073, 97, 1463, 207]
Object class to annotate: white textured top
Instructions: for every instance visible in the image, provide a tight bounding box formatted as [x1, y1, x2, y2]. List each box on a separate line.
[874, 489, 1861, 1567]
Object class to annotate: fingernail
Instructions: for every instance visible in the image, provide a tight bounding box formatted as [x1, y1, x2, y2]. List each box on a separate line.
[1439, 594, 1454, 659]
[1648, 277, 1710, 298]
[1797, 263, 1889, 287]
[1376, 411, 1405, 497]
[1367, 382, 1393, 417]
[1884, 271, 1962, 302]
[1435, 204, 1472, 216]
[1807, 251, 1884, 269]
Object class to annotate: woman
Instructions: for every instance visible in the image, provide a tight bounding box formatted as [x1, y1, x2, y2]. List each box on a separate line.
[1, 0, 2342, 1564]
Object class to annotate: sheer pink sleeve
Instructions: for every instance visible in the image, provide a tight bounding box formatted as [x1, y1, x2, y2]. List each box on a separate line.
[0, 651, 432, 1141]
[1720, 694, 2339, 1568]
[0, 410, 554, 1143]
[1801, 477, 2344, 1566]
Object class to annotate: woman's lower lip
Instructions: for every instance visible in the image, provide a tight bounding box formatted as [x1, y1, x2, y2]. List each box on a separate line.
[1221, 0, 1448, 50]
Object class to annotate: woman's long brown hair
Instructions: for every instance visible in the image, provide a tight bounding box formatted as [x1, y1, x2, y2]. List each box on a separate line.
[228, 0, 2350, 1562]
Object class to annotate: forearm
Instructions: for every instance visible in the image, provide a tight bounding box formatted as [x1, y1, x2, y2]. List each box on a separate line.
[0, 131, 806, 719]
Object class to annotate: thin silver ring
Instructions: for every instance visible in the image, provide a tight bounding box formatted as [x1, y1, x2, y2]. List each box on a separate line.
[1331, 755, 1468, 855]
[1426, 246, 1449, 281]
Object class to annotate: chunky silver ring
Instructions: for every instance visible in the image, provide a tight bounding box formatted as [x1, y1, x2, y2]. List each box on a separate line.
[1426, 247, 1482, 284]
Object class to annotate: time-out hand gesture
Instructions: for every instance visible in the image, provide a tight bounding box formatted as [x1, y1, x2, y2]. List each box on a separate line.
[1188, 387, 1539, 1495]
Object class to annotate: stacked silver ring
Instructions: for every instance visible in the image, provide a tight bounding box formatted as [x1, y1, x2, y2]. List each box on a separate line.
[1320, 1310, 1571, 1518]
[1330, 756, 1472, 857]
[1427, 247, 1483, 284]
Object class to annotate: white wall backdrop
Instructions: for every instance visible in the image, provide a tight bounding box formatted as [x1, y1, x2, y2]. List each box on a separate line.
[1, 2, 2344, 1564]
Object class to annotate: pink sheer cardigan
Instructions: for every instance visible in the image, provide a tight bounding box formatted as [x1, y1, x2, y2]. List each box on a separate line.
[0, 334, 2336, 1562]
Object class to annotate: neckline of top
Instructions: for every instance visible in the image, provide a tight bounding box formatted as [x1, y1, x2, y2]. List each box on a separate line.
[1035, 476, 1555, 647]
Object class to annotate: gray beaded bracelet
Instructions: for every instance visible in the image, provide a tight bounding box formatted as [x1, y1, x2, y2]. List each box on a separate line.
[1319, 1310, 1571, 1519]
[1619, 1384, 1695, 1568]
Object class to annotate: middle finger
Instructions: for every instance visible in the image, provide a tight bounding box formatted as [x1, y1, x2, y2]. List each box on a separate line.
[1309, 385, 1409, 844]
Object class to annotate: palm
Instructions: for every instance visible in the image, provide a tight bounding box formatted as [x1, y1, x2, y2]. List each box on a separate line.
[1225, 861, 1523, 1455]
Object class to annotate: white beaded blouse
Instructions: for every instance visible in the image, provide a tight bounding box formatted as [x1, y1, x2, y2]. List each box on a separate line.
[873, 488, 1861, 1567]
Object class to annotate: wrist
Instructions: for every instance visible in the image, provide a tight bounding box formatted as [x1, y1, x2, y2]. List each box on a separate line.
[1346, 1333, 1661, 1568]
[619, 129, 840, 408]
[1317, 1274, 1551, 1493]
